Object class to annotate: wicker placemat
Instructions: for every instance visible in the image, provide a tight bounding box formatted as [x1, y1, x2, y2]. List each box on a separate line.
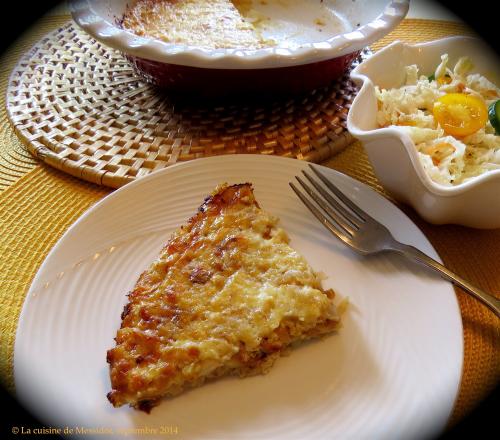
[5, 22, 363, 188]
[1, 16, 498, 431]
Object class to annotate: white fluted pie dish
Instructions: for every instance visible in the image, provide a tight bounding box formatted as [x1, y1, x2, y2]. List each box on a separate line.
[69, 0, 408, 96]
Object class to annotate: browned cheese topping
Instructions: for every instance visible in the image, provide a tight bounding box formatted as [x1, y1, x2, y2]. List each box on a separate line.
[121, 0, 273, 49]
[107, 183, 340, 411]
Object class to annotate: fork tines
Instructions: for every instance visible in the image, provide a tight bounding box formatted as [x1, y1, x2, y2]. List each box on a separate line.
[289, 165, 370, 242]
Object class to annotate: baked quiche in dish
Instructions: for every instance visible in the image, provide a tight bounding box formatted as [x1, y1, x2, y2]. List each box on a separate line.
[121, 0, 272, 49]
[107, 183, 341, 411]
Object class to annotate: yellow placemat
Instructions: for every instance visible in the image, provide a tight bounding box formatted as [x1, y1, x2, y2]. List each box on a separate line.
[0, 16, 68, 191]
[0, 16, 498, 430]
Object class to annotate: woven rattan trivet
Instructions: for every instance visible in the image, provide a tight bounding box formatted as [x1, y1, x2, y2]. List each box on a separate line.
[6, 22, 364, 188]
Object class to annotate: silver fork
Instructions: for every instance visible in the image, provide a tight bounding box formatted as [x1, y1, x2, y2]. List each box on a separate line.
[290, 165, 500, 318]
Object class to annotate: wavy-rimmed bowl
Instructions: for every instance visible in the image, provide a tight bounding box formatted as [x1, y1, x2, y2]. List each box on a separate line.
[347, 36, 500, 229]
[69, 0, 408, 96]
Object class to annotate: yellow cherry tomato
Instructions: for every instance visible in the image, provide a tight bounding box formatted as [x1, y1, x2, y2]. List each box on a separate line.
[433, 93, 488, 137]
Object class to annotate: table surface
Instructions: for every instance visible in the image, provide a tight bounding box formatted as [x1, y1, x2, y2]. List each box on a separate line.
[0, 8, 498, 436]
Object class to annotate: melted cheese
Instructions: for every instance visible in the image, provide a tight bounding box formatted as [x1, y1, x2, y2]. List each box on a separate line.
[164, 204, 335, 353]
[121, 0, 273, 49]
[107, 183, 339, 411]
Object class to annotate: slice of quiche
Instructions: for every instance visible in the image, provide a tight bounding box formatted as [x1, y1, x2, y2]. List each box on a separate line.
[121, 0, 271, 49]
[107, 183, 340, 411]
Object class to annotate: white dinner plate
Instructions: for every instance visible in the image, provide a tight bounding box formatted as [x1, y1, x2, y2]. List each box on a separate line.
[14, 155, 462, 440]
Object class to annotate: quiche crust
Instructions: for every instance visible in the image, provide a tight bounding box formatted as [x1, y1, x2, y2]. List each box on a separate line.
[107, 183, 340, 411]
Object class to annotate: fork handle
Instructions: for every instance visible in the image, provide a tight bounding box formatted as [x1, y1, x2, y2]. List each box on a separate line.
[390, 242, 500, 317]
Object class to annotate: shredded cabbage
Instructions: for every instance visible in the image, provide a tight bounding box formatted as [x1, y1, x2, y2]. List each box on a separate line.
[376, 54, 500, 186]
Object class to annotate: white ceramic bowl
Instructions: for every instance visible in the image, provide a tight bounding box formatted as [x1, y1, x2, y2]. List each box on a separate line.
[347, 36, 500, 229]
[69, 0, 408, 96]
